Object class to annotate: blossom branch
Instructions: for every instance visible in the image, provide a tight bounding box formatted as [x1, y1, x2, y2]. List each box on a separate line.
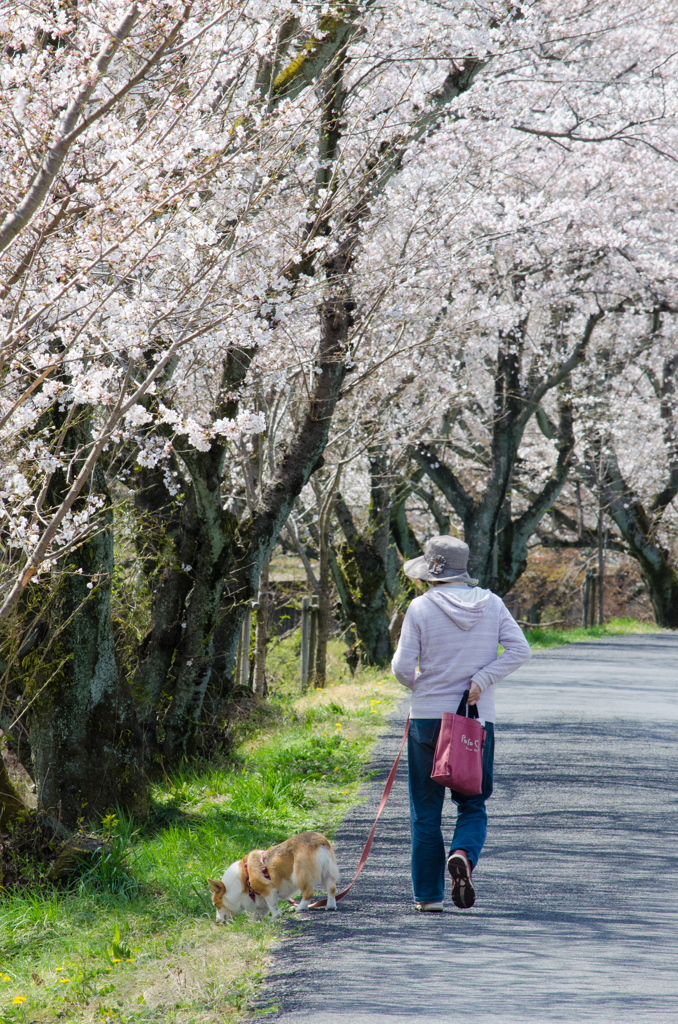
[0, 2, 194, 257]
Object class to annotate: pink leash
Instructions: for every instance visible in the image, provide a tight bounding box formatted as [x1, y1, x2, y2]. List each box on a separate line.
[301, 715, 410, 909]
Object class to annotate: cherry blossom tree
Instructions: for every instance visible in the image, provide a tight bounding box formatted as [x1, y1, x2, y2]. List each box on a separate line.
[0, 0, 392, 820]
[559, 312, 678, 626]
[331, 0, 678, 599]
[0, 0, 511, 821]
[3, 0, 678, 829]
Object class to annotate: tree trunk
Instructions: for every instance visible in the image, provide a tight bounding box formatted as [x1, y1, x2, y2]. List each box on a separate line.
[29, 431, 146, 827]
[126, 43, 486, 724]
[331, 493, 392, 666]
[0, 754, 27, 828]
[597, 500, 606, 626]
[132, 455, 198, 755]
[157, 444, 236, 761]
[610, 512, 678, 627]
[252, 558, 269, 696]
[131, 350, 251, 769]
[412, 366, 578, 596]
[389, 485, 422, 562]
[330, 459, 429, 663]
[641, 556, 678, 627]
[579, 443, 678, 628]
[312, 505, 332, 688]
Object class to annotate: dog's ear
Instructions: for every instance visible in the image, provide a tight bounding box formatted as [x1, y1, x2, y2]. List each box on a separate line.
[208, 878, 226, 895]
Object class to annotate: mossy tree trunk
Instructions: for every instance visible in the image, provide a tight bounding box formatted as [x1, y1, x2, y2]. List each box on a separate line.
[27, 408, 146, 828]
[387, 479, 422, 629]
[329, 453, 433, 663]
[131, 350, 250, 771]
[389, 482, 422, 563]
[197, 52, 489, 682]
[0, 754, 27, 828]
[312, 504, 333, 688]
[285, 473, 337, 689]
[306, 473, 338, 689]
[330, 448, 395, 667]
[252, 557, 270, 696]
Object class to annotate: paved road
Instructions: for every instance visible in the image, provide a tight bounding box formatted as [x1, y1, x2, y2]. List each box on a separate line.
[251, 635, 678, 1023]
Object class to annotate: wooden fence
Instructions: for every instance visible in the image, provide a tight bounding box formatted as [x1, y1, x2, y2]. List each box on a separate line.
[234, 594, 319, 691]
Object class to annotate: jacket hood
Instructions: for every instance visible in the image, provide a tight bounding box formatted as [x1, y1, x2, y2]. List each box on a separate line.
[423, 587, 492, 631]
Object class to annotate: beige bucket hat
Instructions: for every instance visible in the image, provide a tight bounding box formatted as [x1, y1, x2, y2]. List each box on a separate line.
[402, 535, 478, 586]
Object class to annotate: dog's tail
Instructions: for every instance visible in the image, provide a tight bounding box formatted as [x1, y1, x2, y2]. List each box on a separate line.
[318, 844, 339, 896]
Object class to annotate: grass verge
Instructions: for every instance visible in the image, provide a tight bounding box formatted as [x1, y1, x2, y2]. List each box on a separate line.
[522, 616, 666, 651]
[0, 640, 404, 1024]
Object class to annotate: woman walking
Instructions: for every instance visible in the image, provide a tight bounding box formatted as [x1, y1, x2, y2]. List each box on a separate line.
[392, 535, 531, 912]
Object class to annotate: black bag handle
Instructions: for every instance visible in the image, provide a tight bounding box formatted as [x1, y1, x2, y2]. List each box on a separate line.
[456, 689, 479, 720]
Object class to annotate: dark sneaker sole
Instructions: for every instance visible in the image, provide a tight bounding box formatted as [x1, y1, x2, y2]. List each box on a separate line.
[447, 856, 476, 909]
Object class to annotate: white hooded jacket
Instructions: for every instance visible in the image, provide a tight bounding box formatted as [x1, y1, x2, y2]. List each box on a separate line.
[391, 584, 531, 722]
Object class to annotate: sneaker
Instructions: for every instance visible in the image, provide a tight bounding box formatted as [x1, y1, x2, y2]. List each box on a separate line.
[414, 901, 444, 912]
[447, 849, 475, 909]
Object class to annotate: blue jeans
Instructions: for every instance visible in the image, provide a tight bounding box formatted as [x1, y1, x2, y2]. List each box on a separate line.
[408, 718, 495, 904]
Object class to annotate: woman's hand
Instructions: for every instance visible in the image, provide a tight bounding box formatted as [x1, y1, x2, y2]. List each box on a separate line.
[467, 681, 481, 705]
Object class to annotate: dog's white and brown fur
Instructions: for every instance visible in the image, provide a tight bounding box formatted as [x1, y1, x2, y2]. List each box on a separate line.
[208, 831, 339, 921]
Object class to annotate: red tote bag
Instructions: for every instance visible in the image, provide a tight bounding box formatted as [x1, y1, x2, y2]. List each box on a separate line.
[430, 690, 486, 796]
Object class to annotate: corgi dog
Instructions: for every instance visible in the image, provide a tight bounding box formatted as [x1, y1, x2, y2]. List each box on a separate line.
[208, 830, 339, 922]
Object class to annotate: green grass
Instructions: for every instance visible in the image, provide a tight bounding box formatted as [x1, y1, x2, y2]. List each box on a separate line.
[523, 616, 666, 651]
[0, 639, 402, 1024]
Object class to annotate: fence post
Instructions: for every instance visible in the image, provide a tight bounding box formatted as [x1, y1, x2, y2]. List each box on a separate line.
[583, 571, 591, 628]
[248, 601, 259, 691]
[589, 573, 597, 628]
[235, 623, 243, 687]
[308, 595, 319, 687]
[300, 596, 311, 690]
[237, 603, 254, 689]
